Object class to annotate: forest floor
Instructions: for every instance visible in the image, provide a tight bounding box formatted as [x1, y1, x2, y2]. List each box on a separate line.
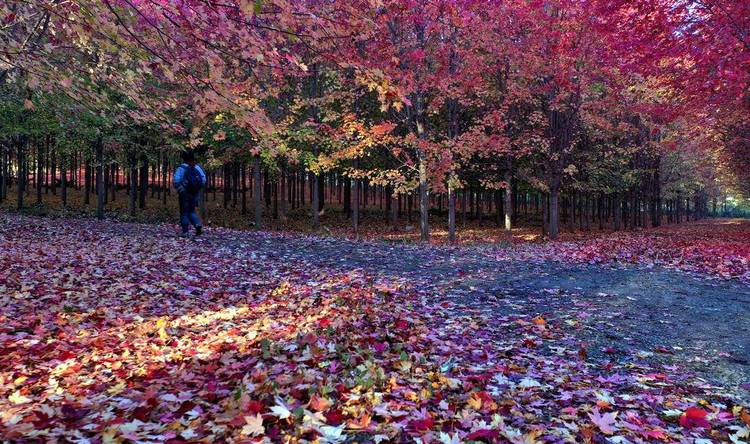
[1, 212, 749, 442]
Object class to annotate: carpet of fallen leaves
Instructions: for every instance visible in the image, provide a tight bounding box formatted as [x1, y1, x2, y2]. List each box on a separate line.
[1, 214, 750, 443]
[529, 220, 750, 283]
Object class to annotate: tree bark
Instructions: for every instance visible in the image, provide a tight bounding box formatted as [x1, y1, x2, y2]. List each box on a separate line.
[353, 176, 360, 241]
[17, 136, 25, 210]
[61, 157, 68, 206]
[448, 186, 456, 243]
[253, 156, 262, 228]
[129, 154, 137, 217]
[96, 136, 104, 220]
[549, 186, 560, 240]
[418, 151, 429, 242]
[138, 155, 147, 209]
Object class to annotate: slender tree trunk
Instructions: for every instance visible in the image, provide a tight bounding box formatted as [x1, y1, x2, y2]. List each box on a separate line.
[353, 175, 360, 240]
[0, 142, 5, 202]
[613, 192, 622, 230]
[549, 185, 560, 240]
[312, 170, 320, 229]
[50, 146, 56, 195]
[253, 156, 262, 228]
[129, 154, 137, 217]
[504, 171, 513, 232]
[418, 151, 429, 242]
[96, 136, 104, 220]
[241, 162, 247, 215]
[279, 165, 288, 222]
[344, 177, 351, 217]
[17, 137, 25, 210]
[36, 141, 43, 204]
[390, 192, 398, 228]
[138, 155, 147, 209]
[61, 158, 68, 206]
[84, 157, 91, 205]
[448, 185, 456, 243]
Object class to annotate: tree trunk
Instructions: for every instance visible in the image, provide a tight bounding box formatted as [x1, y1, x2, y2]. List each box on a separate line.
[0, 142, 5, 202]
[84, 157, 91, 205]
[61, 158, 68, 206]
[613, 192, 622, 230]
[448, 186, 456, 243]
[129, 154, 137, 217]
[138, 155, 147, 209]
[549, 186, 560, 240]
[96, 136, 105, 220]
[241, 162, 247, 215]
[391, 192, 398, 228]
[504, 172, 513, 232]
[418, 151, 429, 242]
[312, 171, 320, 229]
[253, 156, 262, 228]
[36, 141, 43, 204]
[353, 176, 360, 241]
[17, 137, 25, 210]
[50, 146, 56, 195]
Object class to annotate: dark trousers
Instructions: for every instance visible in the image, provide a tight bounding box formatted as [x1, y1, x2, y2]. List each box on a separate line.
[179, 192, 201, 233]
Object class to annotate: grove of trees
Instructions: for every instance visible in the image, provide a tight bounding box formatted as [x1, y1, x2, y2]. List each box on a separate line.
[1, 0, 748, 240]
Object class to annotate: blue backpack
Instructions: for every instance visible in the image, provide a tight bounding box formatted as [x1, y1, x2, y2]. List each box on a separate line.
[183, 165, 203, 194]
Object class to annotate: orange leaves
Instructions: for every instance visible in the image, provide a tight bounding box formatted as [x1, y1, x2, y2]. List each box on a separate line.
[467, 391, 496, 412]
[308, 394, 332, 412]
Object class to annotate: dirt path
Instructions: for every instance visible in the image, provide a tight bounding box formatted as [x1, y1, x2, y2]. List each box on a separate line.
[200, 226, 750, 401]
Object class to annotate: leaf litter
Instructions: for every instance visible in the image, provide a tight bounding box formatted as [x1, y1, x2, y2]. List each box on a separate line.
[0, 214, 749, 442]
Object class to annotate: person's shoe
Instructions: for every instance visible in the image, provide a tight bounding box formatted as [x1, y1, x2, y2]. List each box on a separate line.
[195, 226, 203, 236]
[179, 231, 190, 238]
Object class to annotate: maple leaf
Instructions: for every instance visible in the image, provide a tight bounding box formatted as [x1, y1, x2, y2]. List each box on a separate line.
[408, 417, 434, 432]
[241, 414, 264, 436]
[589, 410, 618, 435]
[8, 390, 32, 405]
[308, 394, 332, 412]
[679, 407, 711, 429]
[319, 424, 346, 443]
[271, 396, 292, 419]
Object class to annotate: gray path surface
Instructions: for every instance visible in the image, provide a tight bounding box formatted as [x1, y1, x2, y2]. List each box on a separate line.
[203, 228, 750, 401]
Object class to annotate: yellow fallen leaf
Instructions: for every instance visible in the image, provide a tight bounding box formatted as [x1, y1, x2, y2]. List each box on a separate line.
[9, 390, 32, 405]
[13, 376, 28, 385]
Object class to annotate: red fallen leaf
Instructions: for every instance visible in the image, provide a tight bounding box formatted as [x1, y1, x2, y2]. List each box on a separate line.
[679, 407, 711, 429]
[325, 409, 345, 425]
[246, 400, 264, 415]
[58, 350, 76, 361]
[318, 318, 332, 328]
[132, 405, 153, 421]
[176, 400, 196, 416]
[523, 338, 537, 348]
[643, 429, 666, 439]
[408, 417, 434, 431]
[466, 429, 500, 441]
[394, 319, 409, 330]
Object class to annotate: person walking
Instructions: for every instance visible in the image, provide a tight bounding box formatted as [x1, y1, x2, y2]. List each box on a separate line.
[173, 150, 206, 237]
